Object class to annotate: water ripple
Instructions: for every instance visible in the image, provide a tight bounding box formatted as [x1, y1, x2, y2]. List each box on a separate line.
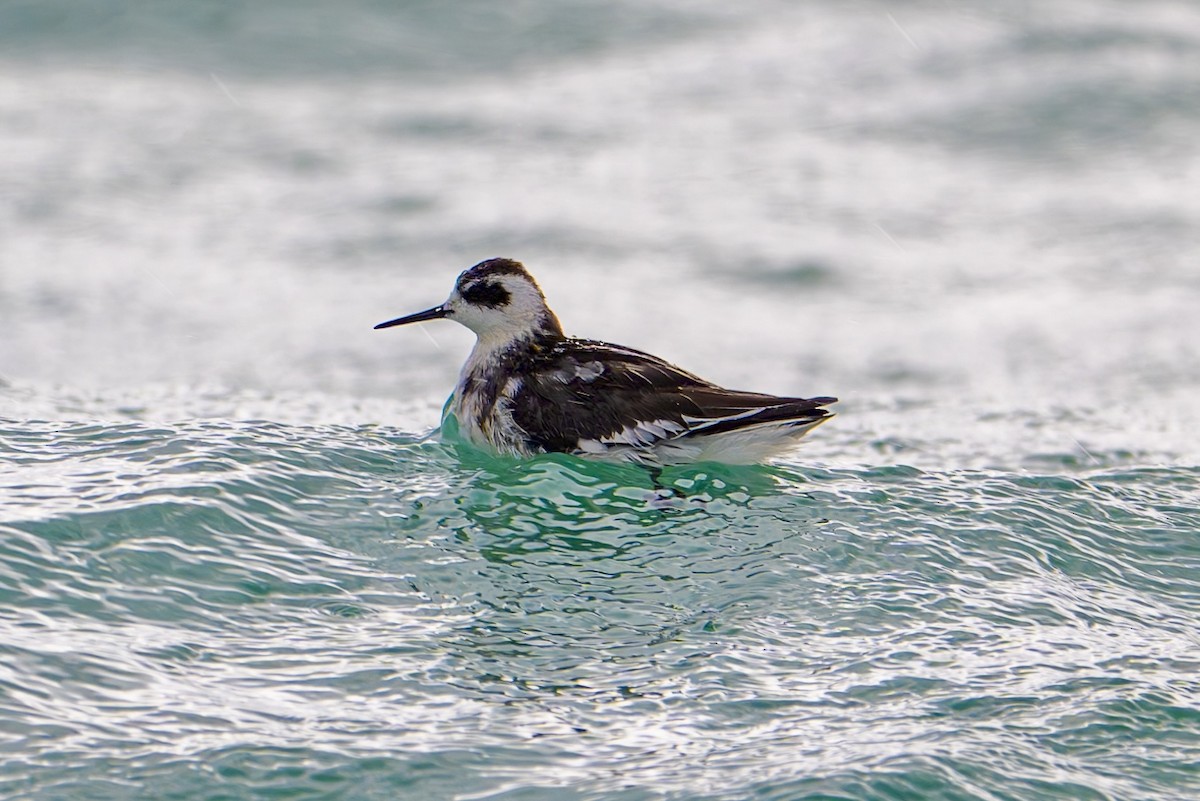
[2, 417, 1198, 800]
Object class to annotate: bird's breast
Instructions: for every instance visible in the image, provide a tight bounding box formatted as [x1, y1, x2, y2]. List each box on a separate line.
[452, 359, 531, 456]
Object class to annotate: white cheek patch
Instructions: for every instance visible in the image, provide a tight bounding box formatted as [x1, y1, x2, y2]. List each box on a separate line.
[449, 274, 551, 340]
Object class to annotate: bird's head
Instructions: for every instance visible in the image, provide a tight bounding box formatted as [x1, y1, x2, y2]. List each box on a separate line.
[375, 258, 564, 344]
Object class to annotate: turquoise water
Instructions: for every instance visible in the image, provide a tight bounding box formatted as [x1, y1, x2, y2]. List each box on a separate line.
[3, 1, 1200, 799]
[2, 413, 1198, 800]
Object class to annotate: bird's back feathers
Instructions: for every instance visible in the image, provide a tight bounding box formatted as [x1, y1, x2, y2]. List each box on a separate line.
[505, 338, 835, 463]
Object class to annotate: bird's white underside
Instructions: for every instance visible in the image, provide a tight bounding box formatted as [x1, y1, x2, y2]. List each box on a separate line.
[577, 415, 831, 465]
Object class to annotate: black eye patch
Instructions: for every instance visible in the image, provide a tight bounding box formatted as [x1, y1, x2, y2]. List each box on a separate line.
[460, 281, 511, 308]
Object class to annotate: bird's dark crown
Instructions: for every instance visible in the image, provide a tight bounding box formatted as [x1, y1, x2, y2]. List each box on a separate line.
[458, 258, 530, 284]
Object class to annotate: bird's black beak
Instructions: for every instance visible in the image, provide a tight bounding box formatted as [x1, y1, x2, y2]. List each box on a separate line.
[374, 305, 449, 330]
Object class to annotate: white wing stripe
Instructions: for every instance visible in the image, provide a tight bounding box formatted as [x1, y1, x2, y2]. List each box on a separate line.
[680, 408, 765, 427]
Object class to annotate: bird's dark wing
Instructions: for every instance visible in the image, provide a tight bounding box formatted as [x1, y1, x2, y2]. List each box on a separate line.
[510, 339, 836, 453]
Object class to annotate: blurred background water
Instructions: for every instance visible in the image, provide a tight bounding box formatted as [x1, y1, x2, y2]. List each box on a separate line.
[2, 1, 1199, 800]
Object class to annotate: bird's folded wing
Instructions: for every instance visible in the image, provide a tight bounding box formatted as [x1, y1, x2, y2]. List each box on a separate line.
[510, 340, 835, 452]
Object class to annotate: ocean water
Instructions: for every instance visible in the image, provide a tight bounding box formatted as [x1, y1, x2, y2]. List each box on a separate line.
[2, 1, 1199, 800]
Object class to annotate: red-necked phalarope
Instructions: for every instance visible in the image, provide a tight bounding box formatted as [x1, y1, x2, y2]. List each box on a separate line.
[375, 258, 836, 464]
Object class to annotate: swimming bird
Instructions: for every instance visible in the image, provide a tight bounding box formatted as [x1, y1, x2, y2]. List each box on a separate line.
[374, 258, 836, 464]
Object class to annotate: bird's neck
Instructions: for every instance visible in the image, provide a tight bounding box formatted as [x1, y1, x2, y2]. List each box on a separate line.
[470, 309, 562, 359]
[460, 319, 562, 384]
